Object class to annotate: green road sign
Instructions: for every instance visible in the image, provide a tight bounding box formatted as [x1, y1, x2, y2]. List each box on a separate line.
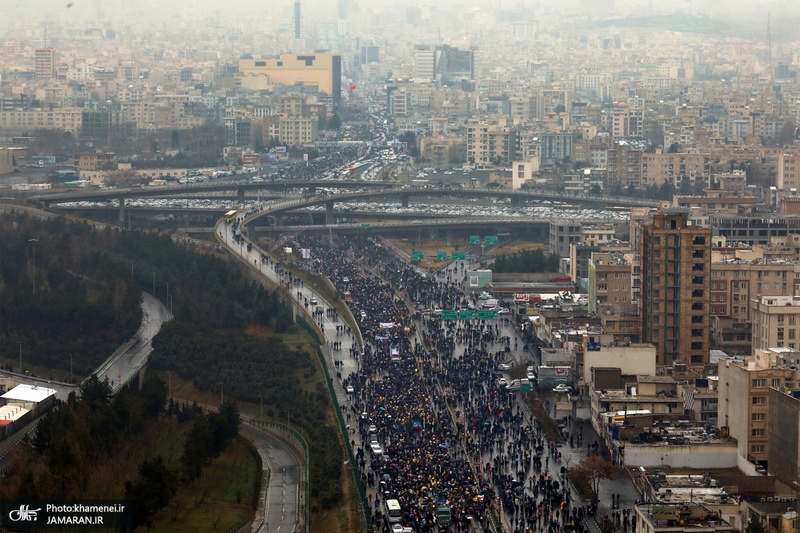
[477, 309, 498, 320]
[458, 310, 476, 320]
[485, 236, 498, 245]
[411, 251, 425, 260]
[470, 235, 480, 244]
[452, 251, 466, 260]
[521, 383, 532, 393]
[441, 310, 458, 320]
[437, 251, 448, 260]
[361, 223, 371, 229]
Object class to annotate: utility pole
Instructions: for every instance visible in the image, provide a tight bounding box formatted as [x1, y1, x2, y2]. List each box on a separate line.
[152, 271, 155, 295]
[18, 341, 22, 374]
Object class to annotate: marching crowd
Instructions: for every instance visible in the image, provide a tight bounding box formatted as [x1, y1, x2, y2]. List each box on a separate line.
[291, 234, 617, 533]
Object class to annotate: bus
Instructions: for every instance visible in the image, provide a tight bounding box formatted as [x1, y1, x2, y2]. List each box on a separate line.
[223, 210, 238, 222]
[385, 499, 402, 523]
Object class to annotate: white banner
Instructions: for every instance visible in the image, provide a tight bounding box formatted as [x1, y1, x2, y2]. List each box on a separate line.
[380, 322, 395, 329]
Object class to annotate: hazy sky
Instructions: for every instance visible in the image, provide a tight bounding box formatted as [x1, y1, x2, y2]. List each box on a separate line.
[2, 0, 799, 39]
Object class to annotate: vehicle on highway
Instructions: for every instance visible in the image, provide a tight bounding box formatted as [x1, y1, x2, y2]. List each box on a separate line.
[526, 369, 537, 381]
[506, 378, 530, 391]
[386, 499, 403, 523]
[553, 384, 571, 393]
[477, 291, 491, 300]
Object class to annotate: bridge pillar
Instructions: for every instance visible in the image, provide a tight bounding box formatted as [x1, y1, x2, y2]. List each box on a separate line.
[446, 230, 453, 246]
[237, 188, 245, 203]
[325, 201, 334, 225]
[118, 197, 125, 223]
[273, 214, 282, 227]
[401, 194, 410, 208]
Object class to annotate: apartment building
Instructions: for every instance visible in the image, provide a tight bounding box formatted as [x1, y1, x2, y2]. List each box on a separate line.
[0, 108, 84, 135]
[550, 218, 583, 258]
[641, 212, 712, 367]
[606, 143, 643, 187]
[718, 350, 799, 467]
[641, 151, 713, 188]
[768, 384, 800, 485]
[777, 149, 800, 190]
[672, 190, 758, 215]
[709, 261, 800, 323]
[751, 295, 800, 351]
[610, 103, 644, 138]
[710, 213, 800, 246]
[466, 115, 517, 167]
[35, 48, 56, 81]
[589, 252, 633, 310]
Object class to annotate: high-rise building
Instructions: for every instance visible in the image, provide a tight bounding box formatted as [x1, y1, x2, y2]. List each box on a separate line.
[641, 211, 711, 368]
[35, 48, 56, 80]
[292, 0, 302, 39]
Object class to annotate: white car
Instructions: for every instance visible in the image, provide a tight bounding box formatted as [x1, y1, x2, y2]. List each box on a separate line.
[392, 525, 404, 533]
[370, 443, 383, 456]
[346, 386, 355, 394]
[553, 384, 571, 393]
[526, 370, 537, 381]
[497, 363, 511, 371]
[497, 378, 508, 387]
[309, 297, 318, 306]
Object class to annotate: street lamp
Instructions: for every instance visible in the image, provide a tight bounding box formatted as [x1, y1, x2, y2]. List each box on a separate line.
[219, 382, 224, 406]
[28, 239, 38, 295]
[152, 271, 156, 296]
[168, 294, 173, 314]
[18, 341, 22, 374]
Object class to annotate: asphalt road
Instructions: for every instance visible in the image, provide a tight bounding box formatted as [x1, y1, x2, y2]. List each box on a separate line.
[97, 292, 171, 389]
[245, 428, 301, 533]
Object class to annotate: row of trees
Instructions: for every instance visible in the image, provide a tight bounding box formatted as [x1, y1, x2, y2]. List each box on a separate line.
[0, 214, 143, 376]
[493, 248, 560, 274]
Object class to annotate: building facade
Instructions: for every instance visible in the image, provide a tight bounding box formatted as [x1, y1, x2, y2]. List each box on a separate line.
[641, 212, 712, 367]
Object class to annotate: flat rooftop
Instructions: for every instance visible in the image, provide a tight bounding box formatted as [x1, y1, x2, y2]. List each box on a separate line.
[1, 383, 57, 403]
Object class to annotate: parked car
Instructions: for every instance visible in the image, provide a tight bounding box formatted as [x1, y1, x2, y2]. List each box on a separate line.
[553, 384, 571, 393]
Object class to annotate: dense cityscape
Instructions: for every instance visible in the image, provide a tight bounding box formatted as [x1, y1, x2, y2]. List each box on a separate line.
[2, 0, 800, 532]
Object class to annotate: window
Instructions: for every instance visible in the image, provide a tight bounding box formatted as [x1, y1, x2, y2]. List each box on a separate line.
[752, 429, 765, 437]
[751, 444, 765, 453]
[752, 396, 766, 405]
[772, 379, 781, 388]
[691, 342, 704, 350]
[752, 412, 766, 421]
[752, 379, 766, 388]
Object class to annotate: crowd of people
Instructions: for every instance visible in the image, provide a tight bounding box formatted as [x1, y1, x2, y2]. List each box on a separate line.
[291, 234, 614, 533]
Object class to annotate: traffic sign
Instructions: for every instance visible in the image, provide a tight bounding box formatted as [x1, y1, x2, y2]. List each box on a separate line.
[470, 235, 480, 244]
[452, 251, 466, 260]
[441, 310, 458, 320]
[485, 236, 498, 245]
[521, 382, 532, 392]
[437, 251, 448, 260]
[476, 309, 497, 320]
[458, 310, 476, 320]
[411, 251, 424, 261]
[361, 223, 371, 229]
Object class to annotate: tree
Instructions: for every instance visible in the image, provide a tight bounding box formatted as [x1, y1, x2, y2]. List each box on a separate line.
[589, 184, 602, 196]
[775, 119, 796, 147]
[745, 518, 765, 533]
[572, 455, 617, 498]
[668, 142, 680, 153]
[171, 130, 180, 149]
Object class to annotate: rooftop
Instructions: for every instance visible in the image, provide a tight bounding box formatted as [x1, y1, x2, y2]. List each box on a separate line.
[1, 383, 57, 403]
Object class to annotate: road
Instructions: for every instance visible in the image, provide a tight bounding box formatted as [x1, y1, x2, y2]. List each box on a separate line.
[243, 427, 301, 533]
[97, 292, 172, 390]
